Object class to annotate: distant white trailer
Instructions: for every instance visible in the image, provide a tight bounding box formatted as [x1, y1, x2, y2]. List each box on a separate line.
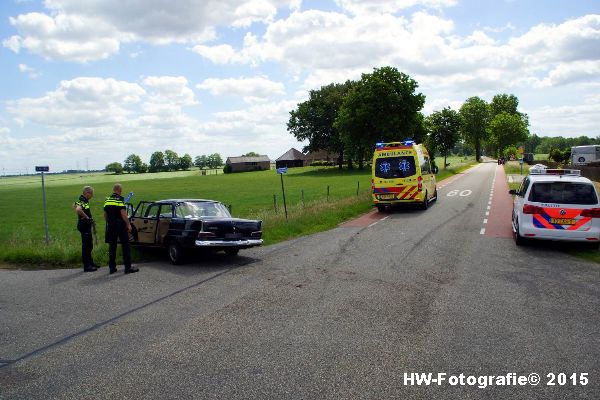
[571, 145, 600, 165]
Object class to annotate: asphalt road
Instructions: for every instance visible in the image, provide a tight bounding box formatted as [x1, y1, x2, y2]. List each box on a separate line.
[1, 162, 599, 399]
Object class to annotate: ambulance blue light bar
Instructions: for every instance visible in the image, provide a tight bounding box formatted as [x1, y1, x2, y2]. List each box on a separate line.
[402, 140, 415, 145]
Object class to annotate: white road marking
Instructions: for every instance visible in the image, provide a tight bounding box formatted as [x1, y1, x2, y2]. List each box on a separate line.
[480, 228, 486, 235]
[368, 215, 390, 228]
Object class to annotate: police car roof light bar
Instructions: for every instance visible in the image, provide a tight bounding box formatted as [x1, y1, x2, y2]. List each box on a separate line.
[530, 168, 581, 176]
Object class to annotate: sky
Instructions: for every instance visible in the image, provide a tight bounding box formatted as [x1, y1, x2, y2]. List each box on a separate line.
[0, 0, 599, 174]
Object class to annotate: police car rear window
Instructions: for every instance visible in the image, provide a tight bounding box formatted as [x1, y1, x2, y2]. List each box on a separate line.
[529, 182, 598, 205]
[375, 156, 416, 179]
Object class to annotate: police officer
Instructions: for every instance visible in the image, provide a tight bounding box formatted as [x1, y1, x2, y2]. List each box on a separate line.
[74, 186, 98, 272]
[104, 183, 138, 274]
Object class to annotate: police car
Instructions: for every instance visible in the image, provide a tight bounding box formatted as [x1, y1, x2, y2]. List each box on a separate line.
[509, 168, 600, 248]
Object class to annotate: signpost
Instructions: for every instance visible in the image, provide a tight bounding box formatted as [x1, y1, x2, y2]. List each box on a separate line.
[519, 158, 524, 175]
[35, 166, 50, 245]
[276, 167, 288, 220]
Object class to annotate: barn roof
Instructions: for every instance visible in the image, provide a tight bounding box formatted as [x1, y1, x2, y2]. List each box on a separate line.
[226, 155, 271, 163]
[276, 148, 305, 161]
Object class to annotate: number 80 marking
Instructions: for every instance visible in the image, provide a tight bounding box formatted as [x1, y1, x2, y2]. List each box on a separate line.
[447, 189, 472, 197]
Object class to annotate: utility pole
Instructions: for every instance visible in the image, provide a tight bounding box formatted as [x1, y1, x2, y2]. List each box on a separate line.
[35, 166, 50, 245]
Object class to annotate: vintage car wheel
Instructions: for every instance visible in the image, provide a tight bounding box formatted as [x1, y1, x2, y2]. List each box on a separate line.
[168, 241, 185, 264]
[224, 248, 240, 256]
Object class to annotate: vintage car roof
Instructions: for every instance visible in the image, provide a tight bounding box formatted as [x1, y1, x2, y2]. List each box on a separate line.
[154, 199, 221, 203]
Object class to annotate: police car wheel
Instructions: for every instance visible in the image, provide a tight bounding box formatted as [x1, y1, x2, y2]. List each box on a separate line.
[514, 220, 526, 246]
[168, 241, 185, 265]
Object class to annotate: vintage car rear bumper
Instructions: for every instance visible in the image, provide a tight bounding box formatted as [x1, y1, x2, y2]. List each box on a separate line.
[194, 239, 263, 247]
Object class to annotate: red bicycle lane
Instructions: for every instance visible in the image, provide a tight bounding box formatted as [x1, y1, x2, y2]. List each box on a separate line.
[484, 164, 515, 238]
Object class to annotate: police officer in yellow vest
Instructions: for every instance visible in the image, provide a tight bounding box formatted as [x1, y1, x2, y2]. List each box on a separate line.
[74, 186, 98, 272]
[104, 183, 139, 274]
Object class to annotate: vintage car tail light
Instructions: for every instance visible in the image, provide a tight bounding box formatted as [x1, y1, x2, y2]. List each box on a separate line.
[197, 231, 216, 239]
[251, 231, 262, 238]
[417, 176, 423, 192]
[523, 204, 545, 214]
[581, 208, 600, 218]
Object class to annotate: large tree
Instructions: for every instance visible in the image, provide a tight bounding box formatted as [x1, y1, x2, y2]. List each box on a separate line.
[488, 93, 529, 156]
[459, 96, 490, 162]
[149, 151, 165, 172]
[194, 155, 208, 169]
[426, 107, 461, 169]
[105, 162, 123, 174]
[335, 67, 426, 168]
[207, 153, 223, 169]
[488, 112, 529, 156]
[123, 154, 143, 173]
[179, 153, 193, 170]
[288, 81, 353, 169]
[164, 150, 179, 171]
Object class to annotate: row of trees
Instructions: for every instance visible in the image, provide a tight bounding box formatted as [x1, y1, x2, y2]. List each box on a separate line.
[287, 66, 530, 168]
[524, 134, 600, 154]
[105, 151, 223, 174]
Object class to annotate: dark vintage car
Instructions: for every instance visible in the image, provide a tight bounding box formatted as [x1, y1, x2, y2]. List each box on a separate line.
[127, 199, 263, 264]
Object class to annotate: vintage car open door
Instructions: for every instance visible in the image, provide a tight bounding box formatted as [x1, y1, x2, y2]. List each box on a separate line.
[130, 201, 160, 244]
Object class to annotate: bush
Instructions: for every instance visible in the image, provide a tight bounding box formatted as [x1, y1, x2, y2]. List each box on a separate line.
[223, 164, 232, 174]
[548, 148, 570, 164]
[310, 160, 335, 167]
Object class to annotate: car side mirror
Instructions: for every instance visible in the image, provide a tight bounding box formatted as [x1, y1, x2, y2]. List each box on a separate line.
[509, 189, 517, 196]
[432, 166, 439, 174]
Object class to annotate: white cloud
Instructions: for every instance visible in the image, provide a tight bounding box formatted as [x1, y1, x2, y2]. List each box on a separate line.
[335, 0, 457, 15]
[3, 0, 299, 62]
[532, 61, 600, 88]
[1, 75, 298, 170]
[6, 12, 121, 62]
[2, 35, 21, 52]
[510, 15, 600, 65]
[192, 11, 600, 97]
[7, 77, 145, 127]
[197, 76, 286, 102]
[191, 44, 238, 64]
[18, 63, 41, 79]
[142, 76, 197, 106]
[527, 95, 600, 137]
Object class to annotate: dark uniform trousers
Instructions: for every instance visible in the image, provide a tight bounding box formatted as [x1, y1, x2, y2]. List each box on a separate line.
[77, 219, 94, 268]
[106, 220, 131, 270]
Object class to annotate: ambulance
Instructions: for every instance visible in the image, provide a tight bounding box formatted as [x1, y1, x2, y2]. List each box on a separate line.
[371, 140, 437, 211]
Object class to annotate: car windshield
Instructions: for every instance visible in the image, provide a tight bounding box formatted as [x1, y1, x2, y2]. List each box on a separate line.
[375, 156, 417, 179]
[175, 201, 231, 218]
[529, 182, 598, 205]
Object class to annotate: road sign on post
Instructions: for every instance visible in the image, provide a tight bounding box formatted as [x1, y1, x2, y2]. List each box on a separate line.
[35, 166, 50, 245]
[277, 167, 288, 220]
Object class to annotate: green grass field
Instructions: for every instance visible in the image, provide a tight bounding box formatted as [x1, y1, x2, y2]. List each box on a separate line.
[0, 157, 476, 268]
